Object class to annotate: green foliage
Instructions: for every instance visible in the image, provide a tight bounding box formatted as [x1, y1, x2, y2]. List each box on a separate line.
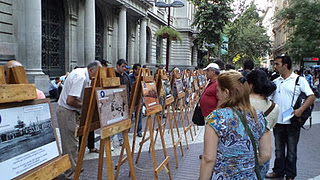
[155, 26, 182, 43]
[189, 0, 233, 51]
[275, 0, 320, 63]
[225, 3, 271, 67]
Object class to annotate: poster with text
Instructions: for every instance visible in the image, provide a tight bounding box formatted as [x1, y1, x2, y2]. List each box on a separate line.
[96, 87, 129, 127]
[141, 81, 159, 109]
[0, 103, 59, 180]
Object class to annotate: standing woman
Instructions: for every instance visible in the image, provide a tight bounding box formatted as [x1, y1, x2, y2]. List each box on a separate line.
[200, 71, 271, 180]
[247, 70, 279, 179]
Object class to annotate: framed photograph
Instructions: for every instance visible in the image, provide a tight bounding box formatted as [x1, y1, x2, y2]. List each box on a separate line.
[175, 79, 184, 94]
[141, 81, 159, 109]
[187, 76, 193, 90]
[161, 79, 172, 99]
[0, 100, 60, 180]
[96, 86, 129, 127]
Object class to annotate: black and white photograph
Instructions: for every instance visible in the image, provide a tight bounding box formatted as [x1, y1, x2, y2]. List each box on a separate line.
[0, 103, 59, 180]
[175, 79, 184, 94]
[161, 79, 172, 99]
[96, 87, 129, 127]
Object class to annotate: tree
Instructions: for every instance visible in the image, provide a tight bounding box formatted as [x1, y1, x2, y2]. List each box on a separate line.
[190, 0, 233, 58]
[224, 3, 271, 68]
[275, 0, 320, 64]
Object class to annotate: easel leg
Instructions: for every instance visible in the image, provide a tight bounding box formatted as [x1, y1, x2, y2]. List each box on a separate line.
[123, 130, 137, 180]
[135, 117, 149, 164]
[115, 142, 125, 180]
[148, 116, 158, 180]
[183, 101, 194, 142]
[178, 98, 189, 149]
[105, 137, 114, 180]
[131, 105, 142, 159]
[167, 104, 179, 168]
[98, 139, 105, 180]
[171, 104, 184, 157]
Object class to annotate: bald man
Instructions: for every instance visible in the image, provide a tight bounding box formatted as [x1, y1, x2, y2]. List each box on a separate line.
[4, 60, 45, 99]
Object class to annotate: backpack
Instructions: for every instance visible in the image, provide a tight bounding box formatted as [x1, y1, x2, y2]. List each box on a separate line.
[290, 76, 314, 129]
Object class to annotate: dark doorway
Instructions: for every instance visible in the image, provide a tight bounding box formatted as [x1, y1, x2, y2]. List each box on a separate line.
[95, 6, 104, 61]
[41, 0, 65, 77]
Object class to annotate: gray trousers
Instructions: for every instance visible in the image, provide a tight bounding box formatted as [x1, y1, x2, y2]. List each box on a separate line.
[56, 106, 78, 179]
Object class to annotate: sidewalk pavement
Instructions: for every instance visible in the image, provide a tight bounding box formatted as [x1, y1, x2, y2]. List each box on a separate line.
[51, 101, 320, 180]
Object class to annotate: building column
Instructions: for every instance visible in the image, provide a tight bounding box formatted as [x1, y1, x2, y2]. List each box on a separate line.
[24, 0, 42, 75]
[139, 18, 147, 65]
[84, 0, 95, 65]
[118, 6, 127, 60]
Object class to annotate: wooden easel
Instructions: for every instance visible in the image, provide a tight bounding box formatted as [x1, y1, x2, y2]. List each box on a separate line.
[170, 70, 194, 149]
[154, 69, 183, 168]
[74, 67, 136, 180]
[128, 68, 172, 180]
[0, 65, 71, 180]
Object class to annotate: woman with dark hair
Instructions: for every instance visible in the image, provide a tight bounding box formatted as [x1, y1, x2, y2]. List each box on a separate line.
[200, 71, 271, 180]
[247, 69, 279, 179]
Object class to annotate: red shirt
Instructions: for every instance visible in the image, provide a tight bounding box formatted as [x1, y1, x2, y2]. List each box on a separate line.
[200, 79, 219, 117]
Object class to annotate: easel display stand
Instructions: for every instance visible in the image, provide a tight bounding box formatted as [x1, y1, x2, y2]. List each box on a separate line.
[154, 69, 183, 168]
[170, 71, 194, 149]
[74, 67, 136, 180]
[0, 65, 71, 180]
[128, 68, 172, 180]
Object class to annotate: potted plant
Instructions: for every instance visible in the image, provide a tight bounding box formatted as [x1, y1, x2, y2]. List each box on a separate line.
[155, 26, 182, 43]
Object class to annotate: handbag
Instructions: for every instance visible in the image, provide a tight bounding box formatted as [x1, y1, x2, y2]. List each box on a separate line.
[192, 102, 205, 126]
[290, 76, 314, 128]
[233, 108, 262, 180]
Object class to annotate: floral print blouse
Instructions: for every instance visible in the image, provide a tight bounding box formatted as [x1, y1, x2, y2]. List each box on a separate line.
[206, 108, 267, 180]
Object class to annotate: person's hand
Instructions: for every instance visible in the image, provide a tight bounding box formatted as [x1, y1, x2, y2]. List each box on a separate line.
[292, 108, 303, 117]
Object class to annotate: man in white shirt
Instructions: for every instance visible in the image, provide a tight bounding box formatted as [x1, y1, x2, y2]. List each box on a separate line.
[267, 55, 315, 180]
[56, 61, 101, 179]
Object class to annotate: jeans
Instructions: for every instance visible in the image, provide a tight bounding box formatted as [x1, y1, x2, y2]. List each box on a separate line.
[259, 160, 270, 179]
[273, 124, 301, 178]
[137, 108, 143, 134]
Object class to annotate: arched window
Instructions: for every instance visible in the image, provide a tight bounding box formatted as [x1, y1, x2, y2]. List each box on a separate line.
[146, 27, 151, 63]
[156, 37, 162, 64]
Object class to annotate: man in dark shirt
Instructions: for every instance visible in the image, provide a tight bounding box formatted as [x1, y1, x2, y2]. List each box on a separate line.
[112, 59, 131, 146]
[128, 63, 143, 137]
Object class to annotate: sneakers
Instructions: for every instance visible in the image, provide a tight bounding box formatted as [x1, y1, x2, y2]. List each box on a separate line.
[137, 132, 142, 137]
[266, 172, 284, 179]
[111, 143, 114, 151]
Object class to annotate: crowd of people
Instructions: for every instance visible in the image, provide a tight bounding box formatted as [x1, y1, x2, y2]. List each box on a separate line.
[35, 54, 315, 180]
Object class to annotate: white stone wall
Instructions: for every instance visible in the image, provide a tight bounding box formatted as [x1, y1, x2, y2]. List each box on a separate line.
[0, 0, 14, 61]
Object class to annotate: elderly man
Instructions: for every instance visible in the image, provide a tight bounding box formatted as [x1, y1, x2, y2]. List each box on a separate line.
[200, 63, 220, 117]
[56, 61, 101, 179]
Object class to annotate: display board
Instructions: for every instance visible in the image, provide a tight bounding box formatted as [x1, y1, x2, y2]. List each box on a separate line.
[141, 81, 159, 109]
[175, 79, 184, 95]
[0, 100, 60, 180]
[96, 86, 128, 127]
[161, 79, 172, 99]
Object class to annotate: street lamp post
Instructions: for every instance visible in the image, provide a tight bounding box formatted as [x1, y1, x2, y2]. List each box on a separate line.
[155, 1, 184, 72]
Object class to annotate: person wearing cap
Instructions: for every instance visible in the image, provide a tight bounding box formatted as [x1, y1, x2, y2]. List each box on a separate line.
[112, 59, 131, 146]
[200, 63, 220, 117]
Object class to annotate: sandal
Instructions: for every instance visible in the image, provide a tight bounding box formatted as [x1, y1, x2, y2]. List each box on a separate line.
[89, 148, 99, 153]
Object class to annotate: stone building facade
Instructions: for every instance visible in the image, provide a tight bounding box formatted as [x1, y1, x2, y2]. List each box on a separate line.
[0, 0, 198, 94]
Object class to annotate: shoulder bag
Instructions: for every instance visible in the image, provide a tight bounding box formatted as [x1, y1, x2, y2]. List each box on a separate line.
[192, 102, 205, 126]
[233, 108, 262, 180]
[290, 76, 314, 129]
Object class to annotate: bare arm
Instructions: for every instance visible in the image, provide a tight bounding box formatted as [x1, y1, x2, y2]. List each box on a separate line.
[200, 125, 218, 180]
[293, 94, 316, 117]
[66, 95, 82, 109]
[258, 131, 272, 165]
